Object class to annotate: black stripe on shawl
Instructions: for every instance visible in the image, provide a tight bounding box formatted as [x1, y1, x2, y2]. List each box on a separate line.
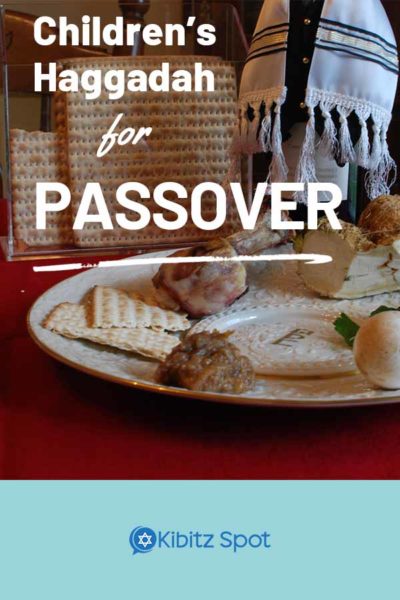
[320, 17, 397, 51]
[251, 27, 289, 45]
[319, 24, 398, 58]
[315, 41, 399, 75]
[316, 35, 398, 70]
[252, 22, 290, 43]
[245, 46, 288, 65]
[247, 40, 290, 60]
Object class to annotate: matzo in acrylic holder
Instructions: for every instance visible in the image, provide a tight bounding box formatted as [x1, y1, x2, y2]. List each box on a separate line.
[0, 1, 253, 260]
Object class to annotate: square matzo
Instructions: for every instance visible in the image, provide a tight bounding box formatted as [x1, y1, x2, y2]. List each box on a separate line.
[10, 129, 73, 248]
[55, 56, 240, 249]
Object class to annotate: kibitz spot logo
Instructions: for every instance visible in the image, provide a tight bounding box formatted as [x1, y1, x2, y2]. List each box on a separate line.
[129, 526, 271, 556]
[129, 526, 157, 555]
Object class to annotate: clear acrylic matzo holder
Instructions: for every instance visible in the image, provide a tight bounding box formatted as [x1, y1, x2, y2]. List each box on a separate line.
[0, 0, 253, 260]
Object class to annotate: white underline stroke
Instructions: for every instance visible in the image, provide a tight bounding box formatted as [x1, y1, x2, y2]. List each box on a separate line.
[33, 253, 332, 273]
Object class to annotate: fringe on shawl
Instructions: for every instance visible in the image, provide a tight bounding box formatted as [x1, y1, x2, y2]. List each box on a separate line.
[236, 87, 396, 203]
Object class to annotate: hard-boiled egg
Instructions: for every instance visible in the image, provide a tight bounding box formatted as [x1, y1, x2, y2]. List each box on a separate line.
[354, 311, 400, 389]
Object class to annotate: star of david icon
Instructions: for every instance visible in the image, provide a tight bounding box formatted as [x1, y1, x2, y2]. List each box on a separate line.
[137, 532, 153, 549]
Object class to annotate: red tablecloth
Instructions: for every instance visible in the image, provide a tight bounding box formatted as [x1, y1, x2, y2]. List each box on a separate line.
[2, 209, 400, 479]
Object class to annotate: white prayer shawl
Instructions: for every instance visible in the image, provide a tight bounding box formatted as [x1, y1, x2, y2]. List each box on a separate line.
[238, 0, 399, 200]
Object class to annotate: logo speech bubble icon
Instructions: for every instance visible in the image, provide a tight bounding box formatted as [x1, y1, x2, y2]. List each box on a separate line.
[129, 526, 157, 555]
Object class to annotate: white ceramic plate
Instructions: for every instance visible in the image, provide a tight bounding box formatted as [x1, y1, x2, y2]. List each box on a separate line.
[28, 248, 400, 408]
[190, 306, 355, 377]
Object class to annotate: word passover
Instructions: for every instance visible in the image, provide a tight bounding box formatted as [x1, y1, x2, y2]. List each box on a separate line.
[37, 182, 343, 232]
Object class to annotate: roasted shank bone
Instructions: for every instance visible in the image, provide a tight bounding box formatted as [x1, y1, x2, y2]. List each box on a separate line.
[152, 210, 292, 318]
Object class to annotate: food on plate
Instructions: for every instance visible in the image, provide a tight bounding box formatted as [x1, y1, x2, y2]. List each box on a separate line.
[42, 285, 192, 361]
[353, 311, 400, 390]
[298, 219, 379, 298]
[334, 307, 400, 389]
[153, 209, 293, 318]
[86, 285, 190, 331]
[44, 302, 180, 361]
[334, 312, 362, 348]
[334, 306, 399, 348]
[157, 331, 256, 393]
[358, 194, 400, 246]
[298, 195, 400, 299]
[153, 238, 248, 318]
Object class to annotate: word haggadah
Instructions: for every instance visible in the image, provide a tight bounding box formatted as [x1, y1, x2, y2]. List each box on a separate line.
[35, 62, 215, 101]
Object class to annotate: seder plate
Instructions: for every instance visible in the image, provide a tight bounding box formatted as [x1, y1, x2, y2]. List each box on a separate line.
[28, 248, 400, 408]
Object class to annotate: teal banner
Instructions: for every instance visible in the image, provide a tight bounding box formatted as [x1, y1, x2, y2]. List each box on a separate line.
[0, 481, 399, 599]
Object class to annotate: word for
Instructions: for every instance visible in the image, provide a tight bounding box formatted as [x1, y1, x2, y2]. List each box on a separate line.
[34, 16, 216, 48]
[36, 182, 343, 233]
[35, 62, 215, 100]
[97, 114, 152, 158]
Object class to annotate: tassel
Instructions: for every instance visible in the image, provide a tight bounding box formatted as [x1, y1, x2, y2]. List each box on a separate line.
[355, 116, 370, 169]
[248, 105, 261, 151]
[365, 126, 397, 198]
[369, 122, 382, 170]
[337, 107, 356, 164]
[318, 104, 338, 158]
[269, 102, 288, 183]
[381, 131, 397, 191]
[260, 110, 272, 154]
[295, 105, 317, 204]
[236, 103, 258, 154]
